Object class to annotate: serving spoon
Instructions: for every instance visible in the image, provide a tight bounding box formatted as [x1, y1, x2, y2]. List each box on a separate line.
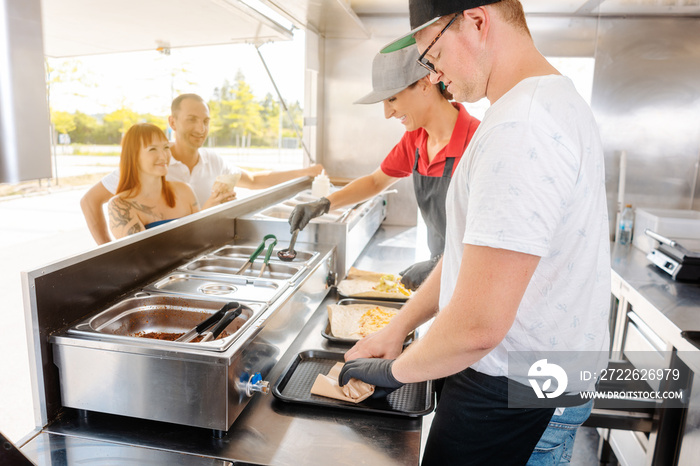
[277, 229, 299, 262]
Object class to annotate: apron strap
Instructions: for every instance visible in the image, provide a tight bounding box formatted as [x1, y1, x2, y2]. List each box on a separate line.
[415, 147, 456, 178]
[442, 156, 456, 178]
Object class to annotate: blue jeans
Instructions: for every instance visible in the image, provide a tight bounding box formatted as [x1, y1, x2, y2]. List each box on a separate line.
[526, 400, 594, 465]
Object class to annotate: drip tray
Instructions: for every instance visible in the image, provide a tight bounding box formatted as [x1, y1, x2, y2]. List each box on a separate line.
[67, 294, 266, 352]
[144, 272, 288, 303]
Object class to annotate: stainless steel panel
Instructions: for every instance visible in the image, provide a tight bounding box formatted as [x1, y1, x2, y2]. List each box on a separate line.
[0, 0, 52, 183]
[144, 272, 287, 304]
[322, 16, 419, 228]
[211, 244, 318, 265]
[179, 256, 303, 284]
[236, 191, 386, 278]
[591, 17, 700, 228]
[52, 342, 232, 429]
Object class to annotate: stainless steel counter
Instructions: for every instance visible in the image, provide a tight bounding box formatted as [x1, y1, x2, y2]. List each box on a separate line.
[20, 225, 427, 465]
[610, 243, 700, 371]
[607, 243, 700, 466]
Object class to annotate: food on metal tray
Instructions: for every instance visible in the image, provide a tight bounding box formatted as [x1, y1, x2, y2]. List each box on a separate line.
[357, 306, 399, 337]
[327, 303, 399, 340]
[336, 267, 412, 300]
[372, 274, 411, 296]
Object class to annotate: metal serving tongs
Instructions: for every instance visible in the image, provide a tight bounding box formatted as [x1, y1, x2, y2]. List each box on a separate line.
[235, 234, 277, 276]
[199, 303, 244, 342]
[176, 301, 240, 343]
[257, 234, 278, 277]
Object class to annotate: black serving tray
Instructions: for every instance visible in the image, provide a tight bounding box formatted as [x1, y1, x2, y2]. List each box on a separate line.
[272, 350, 434, 417]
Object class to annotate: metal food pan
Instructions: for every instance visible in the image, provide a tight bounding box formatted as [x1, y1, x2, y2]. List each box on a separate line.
[179, 256, 303, 283]
[211, 244, 317, 265]
[272, 350, 434, 417]
[143, 272, 288, 303]
[321, 299, 413, 346]
[68, 294, 265, 352]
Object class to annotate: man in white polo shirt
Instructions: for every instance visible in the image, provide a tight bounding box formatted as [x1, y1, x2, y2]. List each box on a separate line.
[81, 93, 323, 244]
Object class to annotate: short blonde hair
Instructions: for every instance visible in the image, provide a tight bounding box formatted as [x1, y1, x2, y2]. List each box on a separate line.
[490, 0, 530, 36]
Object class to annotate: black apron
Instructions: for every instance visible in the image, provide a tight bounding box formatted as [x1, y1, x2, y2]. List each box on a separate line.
[411, 147, 455, 259]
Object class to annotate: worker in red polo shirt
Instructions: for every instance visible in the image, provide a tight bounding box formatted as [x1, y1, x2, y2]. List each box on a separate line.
[288, 46, 480, 290]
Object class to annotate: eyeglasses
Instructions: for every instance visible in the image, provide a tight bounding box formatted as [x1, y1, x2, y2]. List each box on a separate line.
[416, 14, 459, 74]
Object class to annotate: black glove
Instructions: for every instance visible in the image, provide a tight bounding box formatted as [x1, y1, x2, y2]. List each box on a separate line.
[339, 358, 404, 399]
[400, 256, 440, 291]
[288, 197, 331, 233]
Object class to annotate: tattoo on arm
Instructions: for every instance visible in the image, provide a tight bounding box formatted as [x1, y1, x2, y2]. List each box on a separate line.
[109, 198, 134, 229]
[108, 197, 149, 237]
[127, 223, 144, 235]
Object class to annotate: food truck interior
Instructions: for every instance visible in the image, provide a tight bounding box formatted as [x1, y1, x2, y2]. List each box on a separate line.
[2, 0, 700, 465]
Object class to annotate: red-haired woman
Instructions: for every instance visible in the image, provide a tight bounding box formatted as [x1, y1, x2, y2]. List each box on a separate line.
[107, 123, 200, 239]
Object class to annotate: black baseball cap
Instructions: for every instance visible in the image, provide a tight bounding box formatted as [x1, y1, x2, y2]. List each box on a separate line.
[381, 0, 503, 53]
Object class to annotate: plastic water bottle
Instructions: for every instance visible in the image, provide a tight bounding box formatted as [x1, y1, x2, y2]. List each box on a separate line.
[619, 204, 634, 245]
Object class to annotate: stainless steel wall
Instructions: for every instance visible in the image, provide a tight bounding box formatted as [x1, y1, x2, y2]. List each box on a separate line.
[321, 16, 419, 227]
[321, 14, 700, 234]
[592, 17, 700, 227]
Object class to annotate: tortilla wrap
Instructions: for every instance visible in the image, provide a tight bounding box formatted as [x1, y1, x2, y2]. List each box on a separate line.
[310, 362, 374, 403]
[337, 270, 411, 300]
[327, 303, 399, 340]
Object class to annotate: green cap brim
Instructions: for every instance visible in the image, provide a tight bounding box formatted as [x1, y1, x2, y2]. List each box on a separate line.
[380, 17, 440, 54]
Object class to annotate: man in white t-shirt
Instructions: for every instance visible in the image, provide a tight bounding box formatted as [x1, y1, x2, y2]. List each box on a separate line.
[81, 93, 323, 244]
[339, 1, 610, 464]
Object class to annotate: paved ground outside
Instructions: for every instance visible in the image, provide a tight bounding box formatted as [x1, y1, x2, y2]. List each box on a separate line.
[0, 186, 95, 444]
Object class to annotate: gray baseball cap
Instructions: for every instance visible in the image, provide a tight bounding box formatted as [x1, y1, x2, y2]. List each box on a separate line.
[381, 0, 502, 53]
[354, 47, 430, 105]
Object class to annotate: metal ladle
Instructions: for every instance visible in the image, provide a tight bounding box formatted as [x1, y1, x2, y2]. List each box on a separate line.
[277, 229, 299, 262]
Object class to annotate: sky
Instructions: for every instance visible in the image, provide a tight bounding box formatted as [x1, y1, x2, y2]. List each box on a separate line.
[47, 29, 306, 116]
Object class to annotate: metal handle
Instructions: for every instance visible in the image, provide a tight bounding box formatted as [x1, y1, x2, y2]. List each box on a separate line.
[287, 229, 299, 251]
[261, 235, 278, 264]
[336, 201, 366, 223]
[201, 306, 243, 342]
[248, 234, 278, 263]
[644, 229, 677, 247]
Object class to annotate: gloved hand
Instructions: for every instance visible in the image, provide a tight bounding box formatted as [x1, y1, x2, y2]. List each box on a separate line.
[288, 197, 331, 233]
[400, 256, 440, 291]
[339, 358, 404, 399]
